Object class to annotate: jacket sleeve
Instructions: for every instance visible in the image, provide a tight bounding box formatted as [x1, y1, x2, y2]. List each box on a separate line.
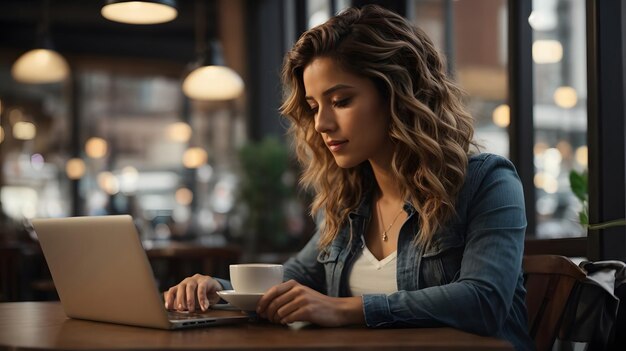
[362, 155, 527, 337]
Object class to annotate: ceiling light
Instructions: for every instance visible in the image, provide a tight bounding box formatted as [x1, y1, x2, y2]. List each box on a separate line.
[13, 121, 37, 140]
[66, 158, 86, 180]
[101, 0, 178, 25]
[553, 86, 578, 108]
[175, 187, 193, 206]
[182, 1, 244, 101]
[492, 104, 510, 128]
[11, 0, 69, 84]
[12, 49, 69, 83]
[183, 63, 244, 101]
[98, 171, 120, 195]
[183, 147, 208, 168]
[85, 137, 108, 159]
[165, 121, 192, 142]
[532, 40, 563, 64]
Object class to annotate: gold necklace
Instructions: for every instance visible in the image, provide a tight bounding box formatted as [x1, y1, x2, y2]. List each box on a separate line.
[376, 200, 405, 242]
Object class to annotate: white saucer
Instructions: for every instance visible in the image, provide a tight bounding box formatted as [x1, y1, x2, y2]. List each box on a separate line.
[216, 290, 264, 311]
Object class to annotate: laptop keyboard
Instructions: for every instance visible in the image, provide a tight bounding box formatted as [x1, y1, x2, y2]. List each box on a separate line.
[168, 311, 212, 320]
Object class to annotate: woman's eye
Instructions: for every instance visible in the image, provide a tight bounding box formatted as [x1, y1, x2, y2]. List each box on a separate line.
[332, 97, 352, 108]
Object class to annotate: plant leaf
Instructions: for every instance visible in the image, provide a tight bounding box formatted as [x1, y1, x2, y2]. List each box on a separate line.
[569, 170, 588, 202]
[579, 211, 589, 226]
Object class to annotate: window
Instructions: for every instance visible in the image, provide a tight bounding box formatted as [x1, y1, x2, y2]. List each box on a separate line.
[411, 0, 510, 156]
[532, 0, 587, 239]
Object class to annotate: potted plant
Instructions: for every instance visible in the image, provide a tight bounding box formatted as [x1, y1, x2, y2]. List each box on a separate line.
[569, 170, 626, 230]
[237, 137, 298, 253]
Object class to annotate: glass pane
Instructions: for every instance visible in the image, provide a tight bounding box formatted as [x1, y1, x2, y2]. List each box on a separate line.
[532, 0, 587, 238]
[78, 72, 186, 225]
[412, 0, 510, 157]
[306, 0, 351, 29]
[0, 70, 70, 221]
[307, 0, 331, 28]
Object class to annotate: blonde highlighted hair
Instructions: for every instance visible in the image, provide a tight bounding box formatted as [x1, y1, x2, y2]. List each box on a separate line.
[280, 5, 475, 248]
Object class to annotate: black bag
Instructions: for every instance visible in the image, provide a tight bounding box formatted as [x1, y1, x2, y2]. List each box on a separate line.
[557, 260, 626, 350]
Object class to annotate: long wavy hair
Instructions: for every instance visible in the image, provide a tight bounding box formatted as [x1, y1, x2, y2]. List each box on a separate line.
[280, 5, 476, 248]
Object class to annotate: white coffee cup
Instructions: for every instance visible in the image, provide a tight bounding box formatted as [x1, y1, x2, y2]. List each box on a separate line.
[230, 263, 284, 294]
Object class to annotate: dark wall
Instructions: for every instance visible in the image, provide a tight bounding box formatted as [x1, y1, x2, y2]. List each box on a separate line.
[245, 0, 290, 141]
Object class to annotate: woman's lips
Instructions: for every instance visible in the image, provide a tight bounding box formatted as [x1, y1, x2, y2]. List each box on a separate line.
[327, 140, 348, 152]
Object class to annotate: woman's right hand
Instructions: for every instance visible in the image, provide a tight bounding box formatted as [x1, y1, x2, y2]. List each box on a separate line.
[163, 274, 223, 312]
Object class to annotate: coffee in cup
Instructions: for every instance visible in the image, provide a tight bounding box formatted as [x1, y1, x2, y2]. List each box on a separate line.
[229, 263, 284, 294]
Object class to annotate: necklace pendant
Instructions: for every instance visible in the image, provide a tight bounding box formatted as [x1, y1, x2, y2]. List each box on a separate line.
[382, 232, 388, 241]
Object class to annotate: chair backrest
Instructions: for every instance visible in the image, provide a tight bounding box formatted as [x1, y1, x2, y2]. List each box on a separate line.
[523, 255, 586, 351]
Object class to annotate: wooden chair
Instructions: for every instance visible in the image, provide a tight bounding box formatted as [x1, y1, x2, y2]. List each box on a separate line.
[523, 255, 587, 351]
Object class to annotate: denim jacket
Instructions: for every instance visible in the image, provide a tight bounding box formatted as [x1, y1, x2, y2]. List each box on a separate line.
[280, 153, 534, 351]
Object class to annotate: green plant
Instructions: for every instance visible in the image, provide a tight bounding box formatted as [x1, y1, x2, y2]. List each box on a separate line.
[569, 170, 626, 230]
[238, 137, 295, 251]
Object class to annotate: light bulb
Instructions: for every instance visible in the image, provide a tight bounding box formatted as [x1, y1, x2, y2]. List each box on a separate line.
[66, 158, 86, 179]
[532, 40, 563, 64]
[101, 1, 177, 24]
[492, 104, 510, 128]
[13, 121, 36, 140]
[175, 187, 193, 206]
[85, 137, 108, 159]
[11, 49, 69, 83]
[183, 147, 208, 168]
[166, 122, 192, 142]
[182, 66, 244, 101]
[553, 86, 578, 108]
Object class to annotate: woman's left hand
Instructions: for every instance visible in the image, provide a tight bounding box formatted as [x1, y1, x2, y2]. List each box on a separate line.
[256, 279, 365, 327]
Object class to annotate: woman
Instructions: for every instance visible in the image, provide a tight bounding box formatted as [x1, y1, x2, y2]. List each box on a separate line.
[164, 5, 533, 350]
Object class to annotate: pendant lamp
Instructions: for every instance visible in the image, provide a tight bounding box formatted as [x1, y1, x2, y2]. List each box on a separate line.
[182, 0, 244, 101]
[11, 0, 69, 84]
[101, 0, 178, 25]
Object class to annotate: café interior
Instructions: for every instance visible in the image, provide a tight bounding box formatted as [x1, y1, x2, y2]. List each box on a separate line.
[1, 0, 625, 350]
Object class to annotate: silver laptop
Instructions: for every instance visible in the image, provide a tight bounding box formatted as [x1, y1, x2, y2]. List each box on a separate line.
[32, 215, 249, 329]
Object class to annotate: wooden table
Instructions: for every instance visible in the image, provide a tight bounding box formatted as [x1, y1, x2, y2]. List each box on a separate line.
[0, 302, 513, 350]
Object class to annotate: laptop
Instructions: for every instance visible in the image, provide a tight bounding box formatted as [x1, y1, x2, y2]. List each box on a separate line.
[31, 215, 249, 329]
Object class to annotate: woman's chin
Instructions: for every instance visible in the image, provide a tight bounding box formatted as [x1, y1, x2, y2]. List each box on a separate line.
[333, 157, 362, 169]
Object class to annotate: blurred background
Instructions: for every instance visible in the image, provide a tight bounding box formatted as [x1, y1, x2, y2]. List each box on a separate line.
[0, 0, 594, 301]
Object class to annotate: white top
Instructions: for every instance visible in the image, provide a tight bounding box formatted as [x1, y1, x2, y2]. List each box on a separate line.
[348, 244, 398, 296]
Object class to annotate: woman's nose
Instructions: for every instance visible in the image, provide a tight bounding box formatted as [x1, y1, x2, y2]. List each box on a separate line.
[314, 106, 335, 134]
